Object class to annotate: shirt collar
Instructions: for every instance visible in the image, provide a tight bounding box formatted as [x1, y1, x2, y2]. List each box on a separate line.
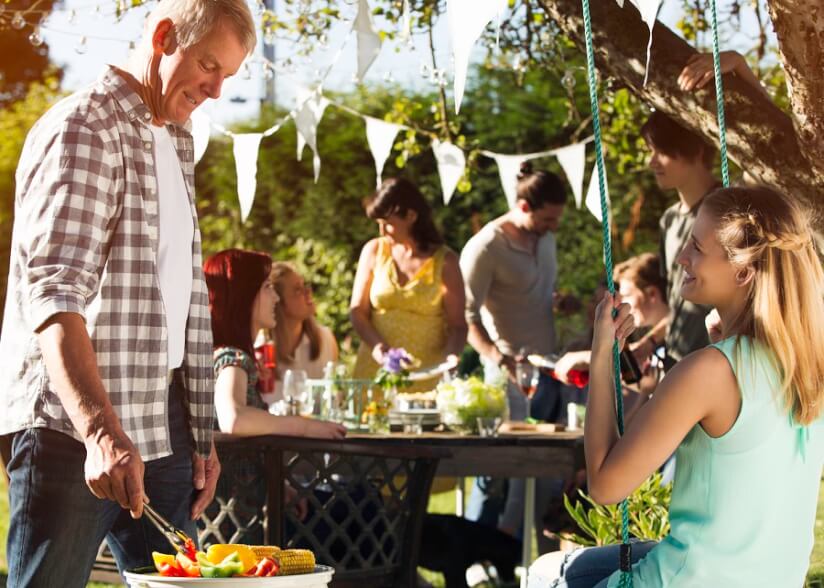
[99, 65, 193, 135]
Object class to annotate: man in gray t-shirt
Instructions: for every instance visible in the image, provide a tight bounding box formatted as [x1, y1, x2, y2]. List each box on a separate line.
[460, 166, 567, 541]
[634, 112, 717, 371]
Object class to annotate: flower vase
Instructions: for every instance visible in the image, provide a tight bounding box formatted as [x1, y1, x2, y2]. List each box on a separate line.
[368, 413, 390, 434]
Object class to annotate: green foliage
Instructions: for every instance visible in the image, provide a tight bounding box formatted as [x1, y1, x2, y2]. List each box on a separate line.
[563, 473, 672, 547]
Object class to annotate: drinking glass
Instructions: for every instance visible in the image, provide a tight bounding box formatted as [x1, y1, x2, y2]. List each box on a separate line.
[283, 369, 308, 416]
[515, 358, 540, 421]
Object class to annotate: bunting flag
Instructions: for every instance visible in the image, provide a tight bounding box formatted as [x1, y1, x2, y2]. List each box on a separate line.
[365, 116, 403, 187]
[232, 133, 264, 222]
[491, 154, 529, 207]
[620, 0, 662, 85]
[190, 109, 211, 164]
[447, 0, 507, 114]
[353, 0, 382, 81]
[554, 142, 587, 209]
[585, 165, 610, 223]
[400, 0, 412, 42]
[295, 87, 330, 183]
[432, 139, 466, 205]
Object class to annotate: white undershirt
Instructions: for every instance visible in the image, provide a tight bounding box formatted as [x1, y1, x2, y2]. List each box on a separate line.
[150, 123, 194, 369]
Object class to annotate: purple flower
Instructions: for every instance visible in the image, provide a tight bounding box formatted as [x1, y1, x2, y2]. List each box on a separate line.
[384, 347, 411, 373]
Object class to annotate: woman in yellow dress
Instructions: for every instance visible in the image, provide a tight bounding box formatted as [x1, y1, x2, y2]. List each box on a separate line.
[350, 177, 467, 392]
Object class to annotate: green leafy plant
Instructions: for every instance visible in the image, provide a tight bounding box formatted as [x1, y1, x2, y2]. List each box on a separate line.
[562, 473, 672, 547]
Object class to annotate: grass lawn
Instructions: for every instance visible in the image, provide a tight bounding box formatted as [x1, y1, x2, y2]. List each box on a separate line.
[0, 475, 823, 586]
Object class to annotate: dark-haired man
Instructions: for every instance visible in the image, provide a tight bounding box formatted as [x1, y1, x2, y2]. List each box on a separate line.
[632, 112, 717, 370]
[460, 167, 567, 549]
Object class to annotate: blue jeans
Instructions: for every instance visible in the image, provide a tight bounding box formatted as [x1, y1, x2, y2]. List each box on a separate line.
[5, 382, 197, 587]
[528, 541, 657, 588]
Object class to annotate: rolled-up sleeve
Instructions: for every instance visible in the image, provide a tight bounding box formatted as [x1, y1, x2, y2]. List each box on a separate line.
[460, 236, 494, 326]
[19, 118, 117, 331]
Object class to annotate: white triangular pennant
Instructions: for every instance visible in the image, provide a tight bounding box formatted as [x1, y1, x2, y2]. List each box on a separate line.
[432, 139, 466, 205]
[353, 0, 382, 81]
[554, 142, 587, 209]
[627, 0, 662, 85]
[447, 0, 507, 114]
[585, 165, 610, 223]
[400, 0, 412, 41]
[492, 154, 529, 207]
[365, 116, 403, 187]
[190, 109, 211, 164]
[232, 133, 264, 222]
[295, 88, 330, 183]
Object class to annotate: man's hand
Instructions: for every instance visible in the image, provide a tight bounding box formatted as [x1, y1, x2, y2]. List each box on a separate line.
[190, 440, 221, 520]
[554, 350, 591, 385]
[84, 426, 145, 519]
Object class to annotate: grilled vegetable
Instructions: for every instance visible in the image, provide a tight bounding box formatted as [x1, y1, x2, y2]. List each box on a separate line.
[274, 549, 315, 575]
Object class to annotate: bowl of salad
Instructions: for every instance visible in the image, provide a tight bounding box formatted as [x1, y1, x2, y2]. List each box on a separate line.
[435, 376, 507, 434]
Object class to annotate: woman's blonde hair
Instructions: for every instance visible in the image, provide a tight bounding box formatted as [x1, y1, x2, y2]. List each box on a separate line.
[703, 186, 824, 425]
[148, 0, 257, 54]
[271, 262, 323, 364]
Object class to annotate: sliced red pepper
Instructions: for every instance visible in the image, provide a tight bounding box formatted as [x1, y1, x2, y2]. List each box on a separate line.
[183, 537, 198, 561]
[175, 553, 201, 578]
[158, 561, 186, 577]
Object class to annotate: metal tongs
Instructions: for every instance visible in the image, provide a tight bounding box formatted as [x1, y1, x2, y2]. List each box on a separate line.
[142, 500, 194, 557]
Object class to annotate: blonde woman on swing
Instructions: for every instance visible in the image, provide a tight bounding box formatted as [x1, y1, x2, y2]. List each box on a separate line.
[533, 186, 824, 587]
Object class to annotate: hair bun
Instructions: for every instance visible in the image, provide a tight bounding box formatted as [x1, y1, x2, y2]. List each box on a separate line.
[517, 160, 533, 180]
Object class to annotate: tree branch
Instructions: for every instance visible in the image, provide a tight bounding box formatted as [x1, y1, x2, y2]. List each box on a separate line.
[537, 0, 824, 227]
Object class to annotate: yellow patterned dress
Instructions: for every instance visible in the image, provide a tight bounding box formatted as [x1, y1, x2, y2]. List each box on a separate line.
[353, 238, 448, 393]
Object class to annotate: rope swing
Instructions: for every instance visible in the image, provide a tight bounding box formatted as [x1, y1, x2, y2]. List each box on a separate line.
[579, 0, 731, 584]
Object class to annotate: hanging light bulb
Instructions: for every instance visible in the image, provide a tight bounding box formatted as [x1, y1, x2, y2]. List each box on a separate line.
[128, 41, 136, 51]
[241, 62, 252, 80]
[561, 69, 576, 91]
[28, 25, 43, 47]
[68, 9, 77, 24]
[318, 33, 328, 49]
[255, 0, 265, 16]
[11, 12, 26, 30]
[419, 63, 430, 79]
[75, 36, 88, 55]
[263, 65, 274, 81]
[263, 28, 275, 45]
[383, 71, 395, 83]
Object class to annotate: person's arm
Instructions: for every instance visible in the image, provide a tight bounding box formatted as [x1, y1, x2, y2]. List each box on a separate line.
[585, 293, 738, 504]
[441, 250, 468, 360]
[22, 119, 148, 517]
[37, 312, 145, 518]
[678, 50, 771, 100]
[214, 365, 346, 439]
[461, 241, 516, 375]
[349, 239, 389, 364]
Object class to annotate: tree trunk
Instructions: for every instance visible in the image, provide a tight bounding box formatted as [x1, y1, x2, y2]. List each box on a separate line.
[537, 0, 824, 227]
[766, 0, 824, 167]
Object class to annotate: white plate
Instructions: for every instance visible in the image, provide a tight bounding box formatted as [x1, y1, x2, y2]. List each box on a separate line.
[124, 566, 334, 588]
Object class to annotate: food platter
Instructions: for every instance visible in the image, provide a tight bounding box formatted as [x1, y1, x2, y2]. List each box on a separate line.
[124, 566, 334, 588]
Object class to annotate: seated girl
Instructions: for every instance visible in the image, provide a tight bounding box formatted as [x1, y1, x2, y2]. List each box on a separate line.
[271, 261, 338, 391]
[204, 249, 345, 439]
[535, 186, 824, 587]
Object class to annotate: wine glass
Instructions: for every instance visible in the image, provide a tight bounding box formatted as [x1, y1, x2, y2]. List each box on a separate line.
[515, 359, 540, 422]
[283, 369, 308, 416]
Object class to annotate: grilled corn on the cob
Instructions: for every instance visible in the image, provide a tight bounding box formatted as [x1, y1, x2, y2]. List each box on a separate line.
[274, 549, 315, 575]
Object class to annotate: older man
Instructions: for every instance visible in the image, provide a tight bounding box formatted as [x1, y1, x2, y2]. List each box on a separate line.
[0, 1, 255, 585]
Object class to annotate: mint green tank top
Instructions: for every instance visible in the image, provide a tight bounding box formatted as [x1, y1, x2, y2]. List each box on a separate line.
[608, 336, 823, 587]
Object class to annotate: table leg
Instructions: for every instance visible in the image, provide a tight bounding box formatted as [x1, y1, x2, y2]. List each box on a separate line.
[521, 477, 536, 588]
[455, 477, 465, 517]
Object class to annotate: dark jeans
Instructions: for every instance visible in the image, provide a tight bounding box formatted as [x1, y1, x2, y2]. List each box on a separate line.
[467, 373, 561, 528]
[5, 381, 196, 588]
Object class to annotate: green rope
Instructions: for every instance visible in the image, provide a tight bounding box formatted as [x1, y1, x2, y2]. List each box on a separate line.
[709, 0, 730, 187]
[579, 0, 632, 585]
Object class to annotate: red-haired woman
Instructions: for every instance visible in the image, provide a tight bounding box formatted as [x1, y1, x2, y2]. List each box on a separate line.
[204, 249, 345, 439]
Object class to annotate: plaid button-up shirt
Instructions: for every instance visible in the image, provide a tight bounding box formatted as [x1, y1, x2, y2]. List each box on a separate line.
[0, 67, 214, 460]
